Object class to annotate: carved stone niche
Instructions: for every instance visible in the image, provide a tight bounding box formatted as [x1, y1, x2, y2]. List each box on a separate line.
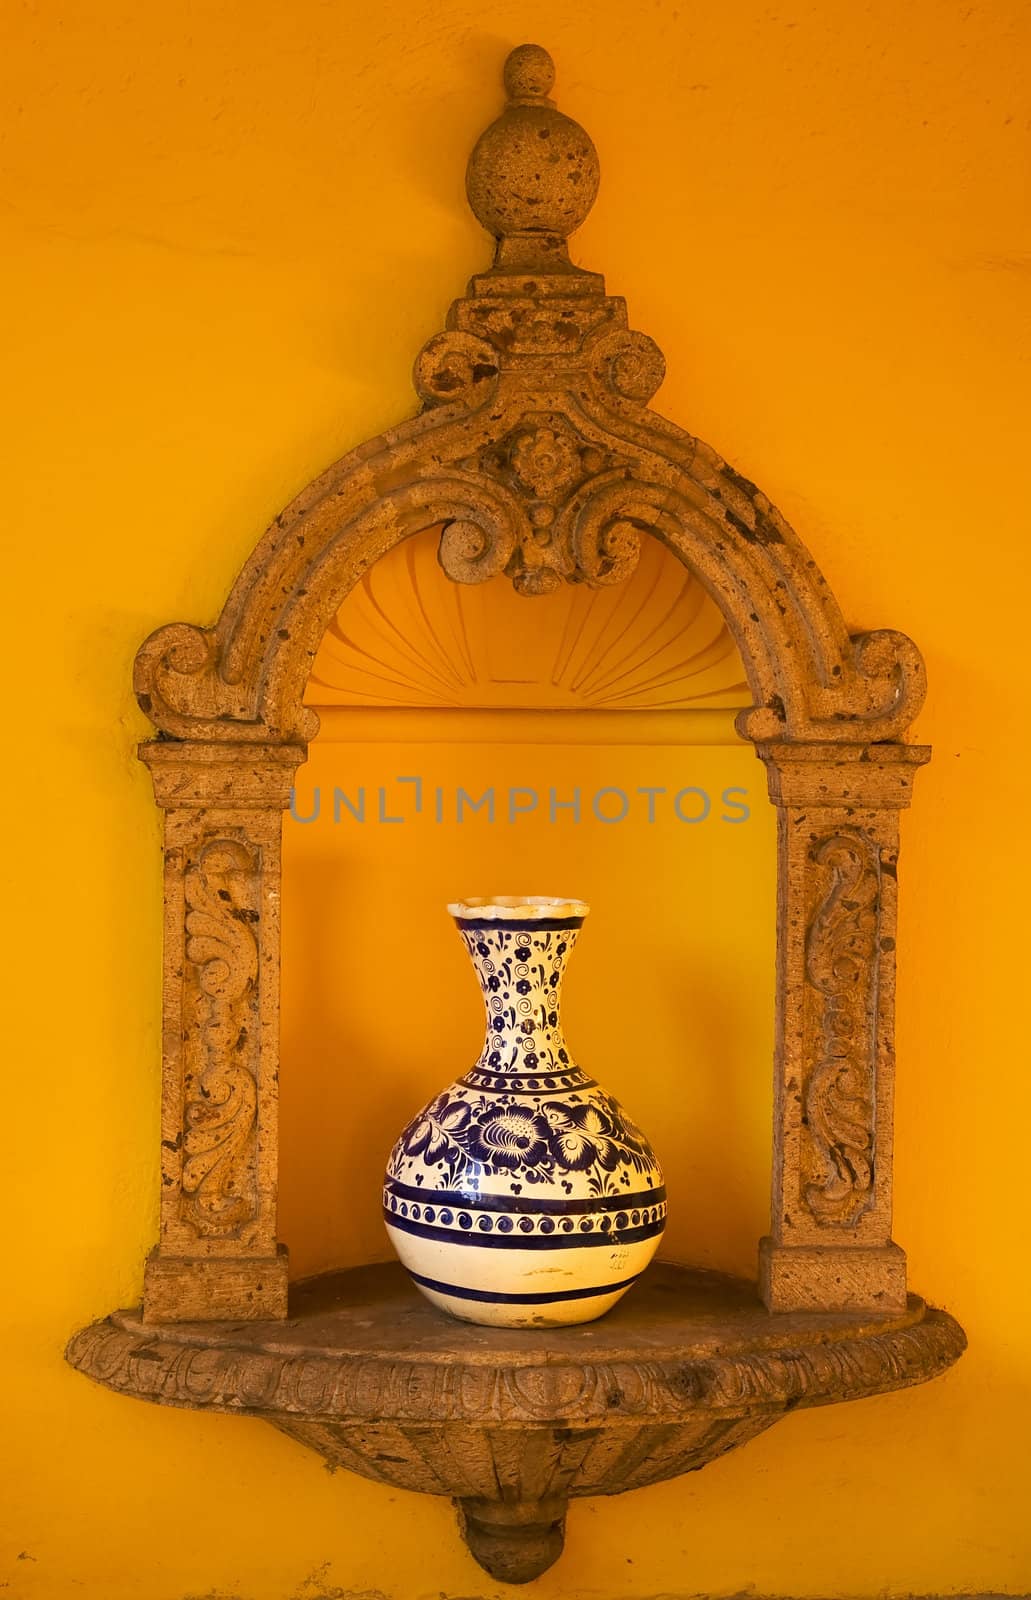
[67, 44, 965, 1584]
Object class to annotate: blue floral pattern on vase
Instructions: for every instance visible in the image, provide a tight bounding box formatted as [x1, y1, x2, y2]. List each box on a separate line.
[383, 897, 666, 1328]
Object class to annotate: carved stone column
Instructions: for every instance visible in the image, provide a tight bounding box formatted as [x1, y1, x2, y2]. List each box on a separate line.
[140, 742, 305, 1322]
[756, 742, 929, 1313]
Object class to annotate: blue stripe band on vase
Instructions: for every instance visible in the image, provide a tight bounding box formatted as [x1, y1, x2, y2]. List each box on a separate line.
[404, 1267, 643, 1306]
[384, 1178, 666, 1215]
[454, 916, 585, 931]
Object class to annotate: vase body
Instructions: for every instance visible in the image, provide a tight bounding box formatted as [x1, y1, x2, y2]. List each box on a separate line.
[384, 897, 665, 1327]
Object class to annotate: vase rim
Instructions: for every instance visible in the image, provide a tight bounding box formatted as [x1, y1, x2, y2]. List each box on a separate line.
[447, 894, 590, 921]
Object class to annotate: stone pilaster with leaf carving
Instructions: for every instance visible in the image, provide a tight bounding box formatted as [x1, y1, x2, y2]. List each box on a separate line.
[756, 743, 929, 1312]
[140, 743, 304, 1321]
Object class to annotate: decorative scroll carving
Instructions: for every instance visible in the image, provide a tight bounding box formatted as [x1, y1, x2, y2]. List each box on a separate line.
[413, 332, 500, 409]
[803, 832, 881, 1225]
[133, 621, 222, 734]
[440, 415, 640, 593]
[588, 328, 667, 404]
[180, 840, 260, 1236]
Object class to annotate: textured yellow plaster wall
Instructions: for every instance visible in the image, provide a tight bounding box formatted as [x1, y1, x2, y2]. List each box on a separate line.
[2, 1, 1030, 1596]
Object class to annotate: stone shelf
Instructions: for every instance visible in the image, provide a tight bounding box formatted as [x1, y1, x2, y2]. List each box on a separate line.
[67, 1261, 964, 1583]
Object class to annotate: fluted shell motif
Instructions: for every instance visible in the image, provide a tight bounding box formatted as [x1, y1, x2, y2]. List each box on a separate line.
[383, 898, 665, 1327]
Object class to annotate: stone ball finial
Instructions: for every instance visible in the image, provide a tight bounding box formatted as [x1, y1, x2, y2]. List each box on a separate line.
[503, 43, 556, 100]
[466, 44, 600, 250]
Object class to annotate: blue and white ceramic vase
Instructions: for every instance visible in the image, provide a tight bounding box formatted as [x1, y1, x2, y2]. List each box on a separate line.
[383, 896, 666, 1327]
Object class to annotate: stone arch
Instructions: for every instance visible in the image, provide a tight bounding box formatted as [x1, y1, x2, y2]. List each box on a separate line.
[135, 355, 924, 748]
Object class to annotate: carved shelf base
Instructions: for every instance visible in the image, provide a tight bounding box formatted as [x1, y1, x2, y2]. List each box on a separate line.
[66, 1262, 964, 1583]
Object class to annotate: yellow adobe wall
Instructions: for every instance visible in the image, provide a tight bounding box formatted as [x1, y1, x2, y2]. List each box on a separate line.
[2, 1, 1030, 1596]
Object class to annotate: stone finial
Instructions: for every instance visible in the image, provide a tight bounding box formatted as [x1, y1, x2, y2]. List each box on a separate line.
[466, 45, 600, 270]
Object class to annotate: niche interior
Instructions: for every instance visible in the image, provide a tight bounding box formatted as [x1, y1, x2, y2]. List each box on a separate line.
[280, 527, 772, 1284]
[67, 45, 965, 1585]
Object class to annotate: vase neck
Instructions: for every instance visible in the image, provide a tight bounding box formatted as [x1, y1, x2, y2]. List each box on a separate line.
[454, 918, 583, 1079]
